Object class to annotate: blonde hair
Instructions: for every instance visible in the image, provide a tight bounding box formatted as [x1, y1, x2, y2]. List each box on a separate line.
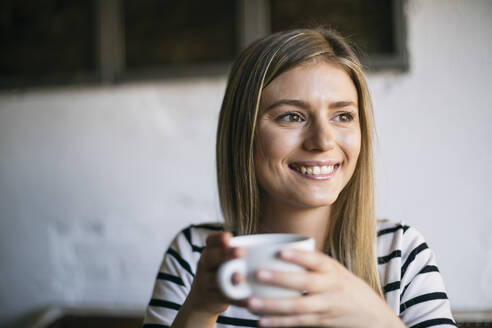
[216, 28, 382, 296]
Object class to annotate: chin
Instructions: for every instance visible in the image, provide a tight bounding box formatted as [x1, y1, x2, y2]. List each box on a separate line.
[295, 194, 339, 208]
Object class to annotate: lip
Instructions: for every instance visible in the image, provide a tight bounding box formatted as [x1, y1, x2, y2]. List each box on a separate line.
[288, 161, 341, 181]
[289, 160, 340, 168]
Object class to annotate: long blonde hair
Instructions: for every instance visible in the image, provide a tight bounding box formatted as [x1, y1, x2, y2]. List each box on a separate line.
[216, 28, 382, 296]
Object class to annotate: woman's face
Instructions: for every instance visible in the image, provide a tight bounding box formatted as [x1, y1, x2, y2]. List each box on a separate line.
[254, 61, 361, 210]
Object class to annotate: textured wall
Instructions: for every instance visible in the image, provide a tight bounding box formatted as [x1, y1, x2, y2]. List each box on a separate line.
[0, 0, 491, 326]
[0, 80, 226, 325]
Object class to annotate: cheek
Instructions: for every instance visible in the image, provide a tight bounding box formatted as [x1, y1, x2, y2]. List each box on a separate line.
[337, 128, 361, 162]
[255, 125, 300, 163]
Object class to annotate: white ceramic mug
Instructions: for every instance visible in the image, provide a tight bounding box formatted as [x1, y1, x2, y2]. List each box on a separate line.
[217, 233, 315, 300]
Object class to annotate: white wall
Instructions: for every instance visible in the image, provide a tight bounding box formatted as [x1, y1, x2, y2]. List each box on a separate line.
[0, 0, 491, 325]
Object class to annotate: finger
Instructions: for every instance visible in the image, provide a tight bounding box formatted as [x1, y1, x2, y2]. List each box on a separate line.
[200, 245, 242, 270]
[203, 270, 243, 300]
[247, 295, 321, 315]
[206, 231, 233, 247]
[259, 314, 320, 327]
[232, 272, 245, 285]
[207, 271, 245, 291]
[278, 249, 335, 272]
[254, 269, 330, 293]
[229, 298, 249, 308]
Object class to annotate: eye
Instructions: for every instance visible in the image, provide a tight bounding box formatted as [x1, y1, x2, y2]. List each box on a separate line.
[334, 112, 354, 123]
[278, 112, 305, 123]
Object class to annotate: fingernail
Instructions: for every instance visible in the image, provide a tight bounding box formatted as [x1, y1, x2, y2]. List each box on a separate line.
[249, 297, 263, 309]
[257, 269, 273, 281]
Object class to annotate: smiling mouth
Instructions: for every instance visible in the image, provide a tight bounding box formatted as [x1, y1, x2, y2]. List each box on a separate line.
[289, 163, 341, 177]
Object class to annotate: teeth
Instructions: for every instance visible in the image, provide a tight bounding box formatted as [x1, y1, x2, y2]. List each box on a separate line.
[297, 165, 335, 175]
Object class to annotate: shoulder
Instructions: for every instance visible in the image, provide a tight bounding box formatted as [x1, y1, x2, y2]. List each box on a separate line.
[388, 225, 454, 325]
[376, 220, 433, 299]
[376, 219, 427, 256]
[376, 219, 433, 272]
[376, 219, 410, 237]
[376, 220, 455, 325]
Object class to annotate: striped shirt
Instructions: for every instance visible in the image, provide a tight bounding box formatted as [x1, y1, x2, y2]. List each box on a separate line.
[143, 221, 455, 328]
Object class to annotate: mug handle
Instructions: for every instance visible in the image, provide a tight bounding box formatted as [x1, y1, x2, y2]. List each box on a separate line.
[217, 258, 251, 300]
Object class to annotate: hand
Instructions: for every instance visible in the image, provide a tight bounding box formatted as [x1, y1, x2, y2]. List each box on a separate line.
[245, 249, 405, 328]
[185, 231, 244, 316]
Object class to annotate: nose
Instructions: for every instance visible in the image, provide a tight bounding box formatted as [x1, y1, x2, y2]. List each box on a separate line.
[302, 118, 335, 152]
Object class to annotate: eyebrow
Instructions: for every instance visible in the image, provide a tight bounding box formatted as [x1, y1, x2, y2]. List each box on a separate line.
[264, 99, 309, 112]
[264, 99, 357, 112]
[330, 100, 357, 109]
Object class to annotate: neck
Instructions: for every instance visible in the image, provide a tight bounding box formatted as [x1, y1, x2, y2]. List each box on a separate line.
[258, 199, 331, 250]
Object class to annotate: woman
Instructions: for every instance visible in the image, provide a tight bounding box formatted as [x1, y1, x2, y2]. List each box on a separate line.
[143, 28, 455, 327]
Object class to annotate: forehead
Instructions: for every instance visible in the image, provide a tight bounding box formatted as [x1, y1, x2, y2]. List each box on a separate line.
[261, 61, 357, 106]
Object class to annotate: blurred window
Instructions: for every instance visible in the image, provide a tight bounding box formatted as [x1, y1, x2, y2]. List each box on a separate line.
[0, 0, 406, 89]
[269, 0, 407, 70]
[124, 0, 238, 69]
[0, 0, 97, 88]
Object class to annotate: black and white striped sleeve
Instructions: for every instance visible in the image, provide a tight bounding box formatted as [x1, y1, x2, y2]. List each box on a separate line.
[142, 227, 202, 327]
[399, 226, 456, 328]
